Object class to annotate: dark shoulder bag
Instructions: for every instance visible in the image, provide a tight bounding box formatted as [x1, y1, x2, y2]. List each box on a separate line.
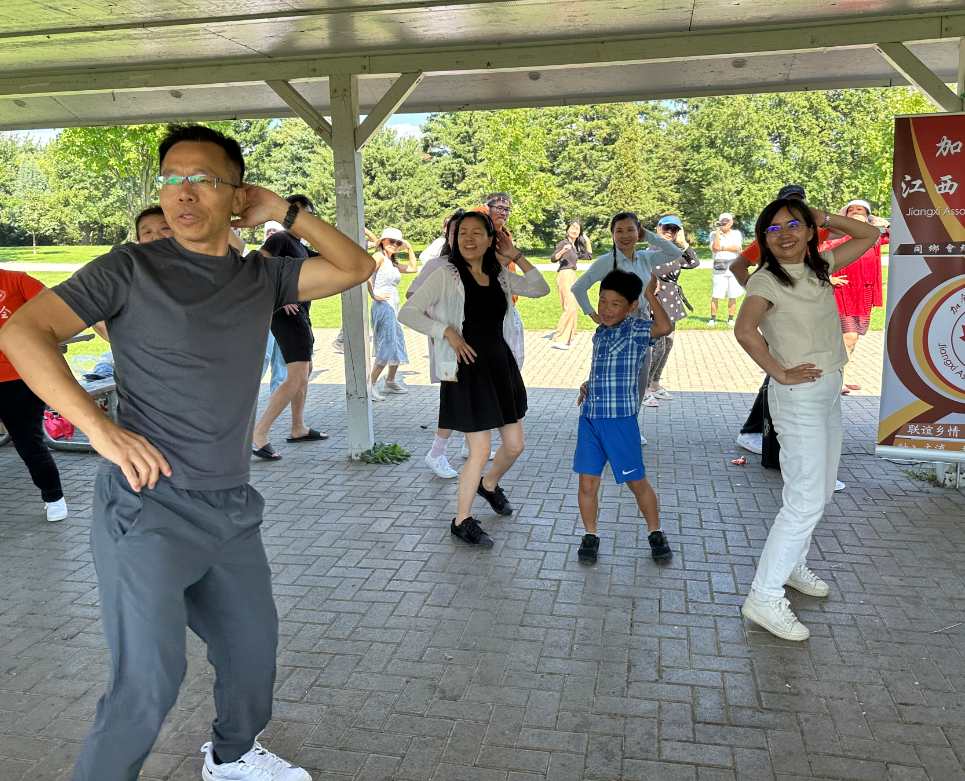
[761, 375, 781, 469]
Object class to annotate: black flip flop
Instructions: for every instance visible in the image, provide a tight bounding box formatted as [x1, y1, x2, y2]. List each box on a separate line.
[286, 428, 328, 443]
[252, 443, 282, 460]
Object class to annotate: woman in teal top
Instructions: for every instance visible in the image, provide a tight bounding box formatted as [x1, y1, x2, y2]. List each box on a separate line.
[572, 212, 683, 323]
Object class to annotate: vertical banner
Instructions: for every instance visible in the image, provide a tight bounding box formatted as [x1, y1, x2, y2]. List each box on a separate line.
[877, 112, 965, 462]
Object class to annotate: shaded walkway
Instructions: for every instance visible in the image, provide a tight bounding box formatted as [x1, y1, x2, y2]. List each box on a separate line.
[0, 331, 962, 780]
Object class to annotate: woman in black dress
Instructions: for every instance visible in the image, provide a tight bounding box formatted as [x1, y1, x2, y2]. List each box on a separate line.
[399, 212, 550, 547]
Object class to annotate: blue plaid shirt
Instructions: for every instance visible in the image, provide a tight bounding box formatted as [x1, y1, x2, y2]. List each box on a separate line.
[581, 316, 655, 419]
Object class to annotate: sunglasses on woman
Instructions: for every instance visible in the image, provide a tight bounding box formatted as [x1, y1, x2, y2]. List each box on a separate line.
[385, 239, 403, 247]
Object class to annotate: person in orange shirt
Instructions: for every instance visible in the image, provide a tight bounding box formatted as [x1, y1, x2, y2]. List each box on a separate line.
[0, 269, 68, 521]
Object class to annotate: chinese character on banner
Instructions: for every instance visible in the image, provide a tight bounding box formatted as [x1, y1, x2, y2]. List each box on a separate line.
[947, 244, 956, 253]
[901, 175, 927, 197]
[0, 307, 11, 320]
[937, 425, 945, 436]
[929, 244, 940, 252]
[909, 424, 921, 435]
[936, 136, 963, 156]
[923, 425, 934, 435]
[936, 175, 959, 195]
[950, 426, 961, 437]
[953, 304, 961, 314]
[960, 244, 965, 252]
[937, 443, 946, 451]
[915, 244, 923, 253]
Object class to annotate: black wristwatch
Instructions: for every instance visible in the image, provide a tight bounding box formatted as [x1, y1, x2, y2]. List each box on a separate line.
[282, 203, 300, 230]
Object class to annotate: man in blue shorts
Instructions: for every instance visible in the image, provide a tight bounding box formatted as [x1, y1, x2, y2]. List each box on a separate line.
[575, 270, 673, 565]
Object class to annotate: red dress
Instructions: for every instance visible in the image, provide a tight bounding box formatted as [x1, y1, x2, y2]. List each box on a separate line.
[818, 233, 887, 317]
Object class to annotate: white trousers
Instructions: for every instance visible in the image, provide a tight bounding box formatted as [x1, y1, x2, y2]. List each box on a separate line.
[750, 369, 842, 601]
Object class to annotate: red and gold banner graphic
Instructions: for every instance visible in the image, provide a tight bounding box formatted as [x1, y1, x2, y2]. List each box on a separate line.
[877, 113, 965, 462]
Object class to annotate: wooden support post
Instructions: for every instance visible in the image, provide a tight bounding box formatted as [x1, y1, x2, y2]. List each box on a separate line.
[330, 73, 374, 458]
[958, 38, 965, 98]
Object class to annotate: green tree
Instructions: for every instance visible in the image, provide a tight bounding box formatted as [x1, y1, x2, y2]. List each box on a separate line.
[11, 157, 51, 253]
[57, 125, 167, 233]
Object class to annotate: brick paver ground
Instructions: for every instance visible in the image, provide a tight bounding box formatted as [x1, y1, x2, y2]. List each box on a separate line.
[0, 328, 962, 781]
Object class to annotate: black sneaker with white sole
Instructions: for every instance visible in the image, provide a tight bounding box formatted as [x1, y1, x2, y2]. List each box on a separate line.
[578, 534, 599, 565]
[648, 530, 673, 564]
[451, 517, 494, 548]
[477, 480, 513, 515]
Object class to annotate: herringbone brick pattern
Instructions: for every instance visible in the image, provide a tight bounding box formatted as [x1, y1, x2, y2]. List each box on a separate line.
[0, 329, 961, 781]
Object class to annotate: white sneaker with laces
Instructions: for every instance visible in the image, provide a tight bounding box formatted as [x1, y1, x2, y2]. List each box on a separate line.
[425, 452, 458, 479]
[201, 741, 311, 781]
[460, 442, 495, 460]
[550, 341, 569, 350]
[834, 480, 846, 492]
[44, 498, 68, 522]
[741, 592, 809, 641]
[784, 564, 830, 598]
[371, 382, 385, 402]
[384, 379, 408, 394]
[736, 432, 763, 455]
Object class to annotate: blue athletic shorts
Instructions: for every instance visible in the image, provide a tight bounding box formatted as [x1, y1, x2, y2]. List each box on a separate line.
[573, 415, 646, 484]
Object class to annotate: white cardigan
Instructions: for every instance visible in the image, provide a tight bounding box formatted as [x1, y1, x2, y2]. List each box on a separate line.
[398, 262, 550, 381]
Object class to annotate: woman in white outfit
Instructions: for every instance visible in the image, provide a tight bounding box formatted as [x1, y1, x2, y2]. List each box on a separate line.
[735, 198, 880, 641]
[369, 228, 418, 400]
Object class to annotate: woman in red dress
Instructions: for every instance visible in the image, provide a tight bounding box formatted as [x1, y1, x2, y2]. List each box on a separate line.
[819, 199, 889, 394]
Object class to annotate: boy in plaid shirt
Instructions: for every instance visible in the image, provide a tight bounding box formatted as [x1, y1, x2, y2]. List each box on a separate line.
[575, 270, 673, 565]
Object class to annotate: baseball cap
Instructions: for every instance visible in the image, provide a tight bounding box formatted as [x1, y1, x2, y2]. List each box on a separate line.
[718, 213, 734, 222]
[263, 220, 284, 240]
[776, 184, 807, 201]
[657, 215, 682, 228]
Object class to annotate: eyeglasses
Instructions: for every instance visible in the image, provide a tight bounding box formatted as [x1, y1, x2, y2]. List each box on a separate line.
[765, 221, 804, 234]
[488, 204, 512, 214]
[155, 175, 240, 190]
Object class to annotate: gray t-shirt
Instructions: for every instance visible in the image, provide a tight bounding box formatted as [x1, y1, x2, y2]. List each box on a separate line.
[53, 237, 304, 490]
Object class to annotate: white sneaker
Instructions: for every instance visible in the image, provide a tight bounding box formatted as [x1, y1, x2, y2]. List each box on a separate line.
[784, 564, 830, 598]
[640, 435, 648, 446]
[384, 379, 408, 394]
[741, 592, 809, 641]
[201, 741, 311, 781]
[834, 480, 846, 492]
[736, 432, 763, 455]
[44, 498, 68, 522]
[371, 383, 385, 402]
[570, 338, 580, 346]
[425, 451, 458, 479]
[550, 342, 569, 350]
[727, 318, 735, 327]
[460, 442, 495, 460]
[707, 318, 717, 327]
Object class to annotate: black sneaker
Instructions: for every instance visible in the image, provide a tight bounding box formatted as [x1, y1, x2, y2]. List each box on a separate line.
[451, 517, 494, 548]
[648, 530, 673, 564]
[578, 534, 599, 565]
[477, 480, 513, 516]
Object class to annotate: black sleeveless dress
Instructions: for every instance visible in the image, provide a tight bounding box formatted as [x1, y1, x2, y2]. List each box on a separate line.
[438, 271, 527, 432]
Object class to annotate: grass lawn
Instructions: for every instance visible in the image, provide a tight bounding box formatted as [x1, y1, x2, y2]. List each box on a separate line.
[28, 263, 888, 365]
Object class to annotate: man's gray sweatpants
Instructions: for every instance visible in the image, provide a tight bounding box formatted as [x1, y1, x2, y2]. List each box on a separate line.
[71, 465, 279, 781]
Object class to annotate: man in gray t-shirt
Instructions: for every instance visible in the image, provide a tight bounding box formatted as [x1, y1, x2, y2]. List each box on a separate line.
[0, 124, 375, 781]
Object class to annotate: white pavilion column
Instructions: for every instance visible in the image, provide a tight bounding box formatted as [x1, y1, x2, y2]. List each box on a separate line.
[330, 73, 374, 458]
